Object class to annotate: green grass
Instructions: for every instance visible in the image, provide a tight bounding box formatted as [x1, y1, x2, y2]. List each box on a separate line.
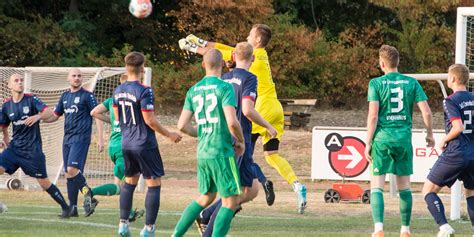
[1, 189, 474, 237]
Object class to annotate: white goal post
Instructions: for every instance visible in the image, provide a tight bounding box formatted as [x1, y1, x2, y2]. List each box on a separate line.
[0, 67, 152, 192]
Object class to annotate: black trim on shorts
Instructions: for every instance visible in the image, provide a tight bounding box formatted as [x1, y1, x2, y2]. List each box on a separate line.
[263, 138, 280, 151]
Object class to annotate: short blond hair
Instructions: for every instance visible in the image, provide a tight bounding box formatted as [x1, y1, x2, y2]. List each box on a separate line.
[234, 42, 253, 62]
[379, 45, 399, 68]
[252, 24, 272, 47]
[125, 52, 145, 76]
[448, 64, 470, 85]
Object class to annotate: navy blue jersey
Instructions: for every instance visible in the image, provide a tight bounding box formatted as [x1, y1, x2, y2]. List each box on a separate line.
[54, 88, 97, 144]
[0, 94, 47, 156]
[222, 68, 258, 142]
[113, 81, 157, 150]
[443, 91, 474, 158]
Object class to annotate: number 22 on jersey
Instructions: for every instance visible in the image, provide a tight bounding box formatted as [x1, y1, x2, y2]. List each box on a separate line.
[193, 93, 219, 125]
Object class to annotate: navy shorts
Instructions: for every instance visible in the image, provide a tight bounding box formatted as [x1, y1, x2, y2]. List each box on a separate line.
[0, 147, 48, 178]
[122, 147, 164, 179]
[427, 152, 474, 189]
[63, 142, 90, 172]
[237, 142, 256, 187]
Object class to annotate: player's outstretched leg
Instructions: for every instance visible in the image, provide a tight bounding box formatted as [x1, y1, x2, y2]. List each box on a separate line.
[423, 180, 454, 237]
[424, 192, 454, 237]
[174, 200, 206, 237]
[37, 178, 70, 218]
[265, 152, 306, 213]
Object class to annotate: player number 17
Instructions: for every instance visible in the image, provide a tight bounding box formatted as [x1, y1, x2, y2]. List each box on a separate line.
[119, 100, 136, 125]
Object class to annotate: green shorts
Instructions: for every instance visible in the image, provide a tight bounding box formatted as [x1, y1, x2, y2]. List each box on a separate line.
[370, 141, 413, 176]
[197, 156, 241, 198]
[109, 145, 125, 181]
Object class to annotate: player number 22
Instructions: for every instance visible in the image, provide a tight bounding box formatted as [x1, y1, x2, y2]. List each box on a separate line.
[119, 101, 136, 125]
[464, 110, 473, 134]
[390, 87, 403, 113]
[193, 94, 218, 125]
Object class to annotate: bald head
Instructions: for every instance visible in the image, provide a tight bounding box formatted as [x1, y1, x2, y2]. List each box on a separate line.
[203, 49, 223, 71]
[67, 68, 83, 89]
[234, 42, 253, 62]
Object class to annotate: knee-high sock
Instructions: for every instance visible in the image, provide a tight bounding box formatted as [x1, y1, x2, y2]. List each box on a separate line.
[173, 200, 204, 237]
[466, 196, 474, 227]
[119, 183, 136, 221]
[371, 188, 384, 224]
[264, 154, 298, 184]
[67, 173, 88, 208]
[212, 207, 235, 237]
[92, 183, 120, 196]
[145, 186, 161, 225]
[46, 184, 69, 210]
[424, 192, 448, 226]
[399, 189, 412, 226]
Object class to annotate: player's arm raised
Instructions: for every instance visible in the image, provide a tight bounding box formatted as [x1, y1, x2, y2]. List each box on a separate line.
[179, 34, 234, 61]
[223, 106, 245, 157]
[142, 111, 182, 143]
[177, 109, 197, 137]
[365, 101, 379, 162]
[417, 101, 434, 147]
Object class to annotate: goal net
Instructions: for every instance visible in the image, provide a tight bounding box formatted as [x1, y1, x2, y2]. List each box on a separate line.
[0, 67, 152, 191]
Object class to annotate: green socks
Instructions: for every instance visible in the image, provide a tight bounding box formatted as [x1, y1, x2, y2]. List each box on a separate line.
[173, 200, 204, 237]
[91, 183, 120, 196]
[399, 189, 412, 226]
[371, 188, 384, 224]
[212, 207, 235, 237]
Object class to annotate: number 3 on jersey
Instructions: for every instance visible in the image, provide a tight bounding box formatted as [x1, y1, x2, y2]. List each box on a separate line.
[390, 87, 403, 113]
[193, 93, 218, 125]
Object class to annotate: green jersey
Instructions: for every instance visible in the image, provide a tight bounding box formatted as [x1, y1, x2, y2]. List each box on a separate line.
[102, 98, 121, 148]
[184, 76, 237, 159]
[367, 72, 427, 143]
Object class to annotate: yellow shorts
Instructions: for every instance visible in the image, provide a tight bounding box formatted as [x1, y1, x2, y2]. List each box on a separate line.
[252, 97, 284, 144]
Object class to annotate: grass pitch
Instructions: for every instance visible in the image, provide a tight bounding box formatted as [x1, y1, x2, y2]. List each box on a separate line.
[1, 183, 473, 237]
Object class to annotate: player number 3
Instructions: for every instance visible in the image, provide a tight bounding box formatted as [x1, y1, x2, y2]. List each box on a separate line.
[390, 87, 404, 113]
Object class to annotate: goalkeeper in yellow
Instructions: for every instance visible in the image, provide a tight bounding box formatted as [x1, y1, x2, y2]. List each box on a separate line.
[179, 24, 307, 214]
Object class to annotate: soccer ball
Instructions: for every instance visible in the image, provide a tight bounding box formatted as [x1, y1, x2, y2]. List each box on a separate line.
[129, 0, 153, 19]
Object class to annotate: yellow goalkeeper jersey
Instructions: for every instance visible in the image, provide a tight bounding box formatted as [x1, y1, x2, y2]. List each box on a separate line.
[249, 48, 277, 99]
[214, 44, 277, 99]
[215, 44, 283, 143]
